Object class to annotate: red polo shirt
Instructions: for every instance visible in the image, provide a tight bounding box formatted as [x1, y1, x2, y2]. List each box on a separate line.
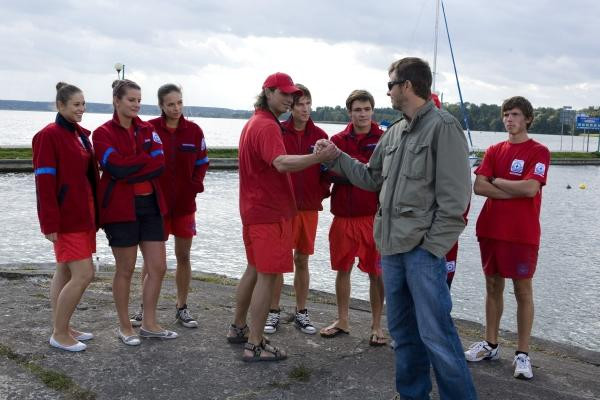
[238, 109, 297, 225]
[475, 139, 550, 246]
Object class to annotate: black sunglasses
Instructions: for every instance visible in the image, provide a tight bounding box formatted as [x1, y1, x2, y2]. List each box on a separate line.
[387, 80, 407, 91]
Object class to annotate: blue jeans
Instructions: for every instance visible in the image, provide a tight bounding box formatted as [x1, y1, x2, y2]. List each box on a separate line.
[382, 247, 477, 400]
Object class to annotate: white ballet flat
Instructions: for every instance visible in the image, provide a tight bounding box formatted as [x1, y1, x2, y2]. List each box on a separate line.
[49, 336, 86, 352]
[117, 330, 141, 346]
[74, 332, 94, 341]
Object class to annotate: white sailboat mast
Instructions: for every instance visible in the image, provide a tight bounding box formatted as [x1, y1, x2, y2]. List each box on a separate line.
[432, 0, 440, 94]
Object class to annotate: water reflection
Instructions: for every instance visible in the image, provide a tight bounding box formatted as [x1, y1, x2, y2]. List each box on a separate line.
[0, 166, 598, 351]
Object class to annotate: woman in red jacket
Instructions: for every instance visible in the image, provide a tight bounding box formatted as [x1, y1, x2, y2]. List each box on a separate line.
[33, 82, 99, 352]
[93, 79, 177, 346]
[129, 84, 209, 329]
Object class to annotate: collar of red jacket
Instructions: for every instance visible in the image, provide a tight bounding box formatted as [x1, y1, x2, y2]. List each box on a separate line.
[340, 121, 383, 139]
[280, 116, 317, 135]
[254, 108, 284, 130]
[110, 111, 146, 131]
[158, 114, 188, 131]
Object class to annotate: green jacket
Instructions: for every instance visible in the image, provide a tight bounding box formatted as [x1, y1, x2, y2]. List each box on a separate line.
[328, 101, 471, 258]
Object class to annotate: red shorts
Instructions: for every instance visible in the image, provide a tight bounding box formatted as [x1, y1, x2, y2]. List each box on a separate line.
[243, 219, 294, 274]
[291, 210, 318, 255]
[478, 237, 538, 279]
[329, 215, 380, 275]
[53, 230, 96, 263]
[163, 213, 196, 238]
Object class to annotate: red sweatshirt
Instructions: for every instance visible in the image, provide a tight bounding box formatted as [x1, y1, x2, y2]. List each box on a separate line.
[32, 113, 100, 234]
[92, 113, 166, 225]
[329, 121, 383, 217]
[149, 115, 209, 217]
[281, 117, 330, 211]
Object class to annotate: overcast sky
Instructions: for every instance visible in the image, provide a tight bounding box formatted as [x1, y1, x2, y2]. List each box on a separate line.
[1, 0, 598, 111]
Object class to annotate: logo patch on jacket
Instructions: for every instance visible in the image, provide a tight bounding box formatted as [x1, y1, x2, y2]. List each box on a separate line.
[534, 162, 546, 177]
[510, 159, 524, 175]
[152, 132, 162, 144]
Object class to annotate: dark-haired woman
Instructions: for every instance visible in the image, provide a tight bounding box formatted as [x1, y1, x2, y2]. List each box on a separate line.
[93, 79, 177, 346]
[33, 82, 99, 352]
[129, 84, 209, 329]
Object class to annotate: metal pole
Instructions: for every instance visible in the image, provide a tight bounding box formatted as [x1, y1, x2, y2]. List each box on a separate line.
[122, 65, 125, 80]
[560, 123, 563, 151]
[586, 130, 589, 152]
[432, 0, 440, 93]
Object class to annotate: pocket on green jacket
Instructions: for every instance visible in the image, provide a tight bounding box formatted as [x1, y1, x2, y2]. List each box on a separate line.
[403, 142, 428, 179]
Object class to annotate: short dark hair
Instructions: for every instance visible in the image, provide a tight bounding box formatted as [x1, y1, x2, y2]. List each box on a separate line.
[292, 84, 311, 107]
[501, 96, 534, 129]
[112, 79, 141, 99]
[55, 82, 82, 107]
[388, 57, 432, 101]
[345, 89, 374, 111]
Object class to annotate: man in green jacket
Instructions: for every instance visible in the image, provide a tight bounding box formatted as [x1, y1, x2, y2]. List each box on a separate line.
[316, 57, 477, 399]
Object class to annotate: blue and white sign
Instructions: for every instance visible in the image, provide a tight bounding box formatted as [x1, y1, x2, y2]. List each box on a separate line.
[576, 116, 600, 131]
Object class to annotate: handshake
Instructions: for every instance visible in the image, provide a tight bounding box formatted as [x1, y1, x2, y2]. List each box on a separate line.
[313, 139, 341, 162]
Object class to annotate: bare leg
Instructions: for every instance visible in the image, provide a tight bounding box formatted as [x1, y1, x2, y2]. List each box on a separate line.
[139, 241, 167, 332]
[513, 278, 534, 352]
[320, 268, 352, 334]
[293, 251, 310, 311]
[50, 263, 70, 326]
[243, 271, 284, 359]
[232, 264, 258, 328]
[52, 258, 95, 345]
[269, 274, 283, 311]
[111, 246, 138, 336]
[174, 236, 193, 308]
[485, 274, 505, 344]
[368, 272, 385, 342]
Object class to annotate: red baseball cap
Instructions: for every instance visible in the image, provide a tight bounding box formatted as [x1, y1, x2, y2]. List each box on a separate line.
[262, 72, 303, 95]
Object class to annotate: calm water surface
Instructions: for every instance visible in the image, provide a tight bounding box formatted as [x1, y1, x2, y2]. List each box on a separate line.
[1, 109, 598, 152]
[0, 166, 598, 351]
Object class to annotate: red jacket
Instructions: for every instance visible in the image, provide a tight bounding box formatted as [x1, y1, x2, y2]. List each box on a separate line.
[149, 116, 209, 217]
[93, 113, 166, 225]
[329, 121, 383, 217]
[281, 117, 330, 211]
[32, 113, 100, 234]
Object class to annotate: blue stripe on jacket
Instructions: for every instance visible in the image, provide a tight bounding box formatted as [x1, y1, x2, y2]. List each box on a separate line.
[102, 147, 115, 166]
[34, 167, 57, 176]
[150, 149, 164, 158]
[195, 156, 209, 166]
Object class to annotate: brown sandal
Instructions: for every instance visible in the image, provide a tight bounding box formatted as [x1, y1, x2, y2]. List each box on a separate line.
[242, 340, 287, 362]
[227, 324, 249, 343]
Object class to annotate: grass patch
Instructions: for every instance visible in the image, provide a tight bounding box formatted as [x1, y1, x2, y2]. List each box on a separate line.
[0, 147, 238, 159]
[192, 274, 238, 286]
[0, 148, 32, 159]
[289, 364, 312, 382]
[0, 344, 96, 399]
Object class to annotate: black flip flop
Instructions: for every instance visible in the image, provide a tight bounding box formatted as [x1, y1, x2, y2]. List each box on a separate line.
[320, 326, 350, 338]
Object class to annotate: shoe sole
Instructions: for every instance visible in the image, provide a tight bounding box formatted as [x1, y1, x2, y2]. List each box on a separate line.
[514, 373, 533, 380]
[263, 327, 278, 334]
[465, 353, 500, 362]
[295, 324, 316, 335]
[177, 319, 198, 328]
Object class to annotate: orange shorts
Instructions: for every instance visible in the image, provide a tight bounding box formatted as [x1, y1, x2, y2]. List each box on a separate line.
[243, 219, 293, 274]
[53, 230, 96, 263]
[163, 213, 196, 238]
[329, 215, 380, 275]
[291, 210, 318, 255]
[478, 237, 538, 279]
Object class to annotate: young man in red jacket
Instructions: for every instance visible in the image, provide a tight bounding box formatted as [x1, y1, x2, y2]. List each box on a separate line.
[264, 84, 329, 335]
[319, 90, 387, 346]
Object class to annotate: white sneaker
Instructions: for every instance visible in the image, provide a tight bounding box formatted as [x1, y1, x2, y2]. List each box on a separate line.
[464, 341, 500, 362]
[513, 353, 533, 380]
[263, 309, 280, 334]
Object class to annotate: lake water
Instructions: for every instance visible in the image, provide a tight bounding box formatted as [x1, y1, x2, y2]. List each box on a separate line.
[1, 109, 598, 152]
[0, 166, 599, 352]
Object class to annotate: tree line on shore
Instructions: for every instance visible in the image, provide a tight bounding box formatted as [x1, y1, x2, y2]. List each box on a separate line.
[2, 100, 598, 135]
